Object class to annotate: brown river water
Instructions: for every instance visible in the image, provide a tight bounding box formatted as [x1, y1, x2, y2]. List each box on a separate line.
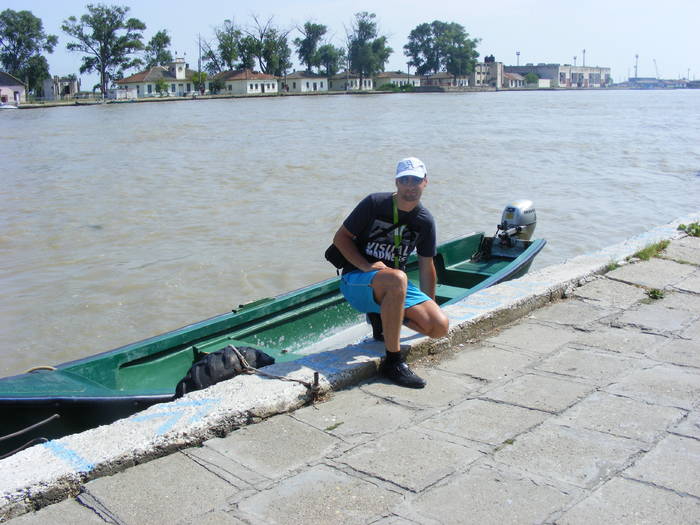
[1, 90, 699, 375]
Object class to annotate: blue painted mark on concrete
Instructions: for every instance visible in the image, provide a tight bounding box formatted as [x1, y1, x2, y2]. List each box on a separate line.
[43, 441, 94, 472]
[132, 398, 218, 435]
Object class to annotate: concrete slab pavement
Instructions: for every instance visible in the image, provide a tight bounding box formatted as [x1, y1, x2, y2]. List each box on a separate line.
[3, 215, 700, 523]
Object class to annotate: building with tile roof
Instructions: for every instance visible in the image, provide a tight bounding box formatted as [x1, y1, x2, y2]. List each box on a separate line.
[328, 71, 374, 91]
[115, 58, 197, 97]
[211, 69, 278, 95]
[281, 71, 328, 93]
[0, 72, 26, 105]
[374, 71, 421, 88]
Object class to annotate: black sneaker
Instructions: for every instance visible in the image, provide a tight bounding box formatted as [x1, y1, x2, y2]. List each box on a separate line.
[381, 360, 427, 389]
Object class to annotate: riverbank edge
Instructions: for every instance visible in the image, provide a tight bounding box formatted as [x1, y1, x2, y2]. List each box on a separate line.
[17, 84, 669, 110]
[1, 211, 699, 520]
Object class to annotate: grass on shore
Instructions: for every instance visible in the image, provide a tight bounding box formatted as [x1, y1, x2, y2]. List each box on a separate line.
[632, 240, 670, 261]
[678, 222, 700, 237]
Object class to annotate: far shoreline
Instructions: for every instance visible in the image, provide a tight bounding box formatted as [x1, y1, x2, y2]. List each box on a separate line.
[15, 84, 693, 110]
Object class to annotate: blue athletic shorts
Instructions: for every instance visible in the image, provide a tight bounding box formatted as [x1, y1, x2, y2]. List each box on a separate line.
[340, 270, 431, 314]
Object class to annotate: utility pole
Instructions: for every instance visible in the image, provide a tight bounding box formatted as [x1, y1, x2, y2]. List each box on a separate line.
[197, 34, 202, 95]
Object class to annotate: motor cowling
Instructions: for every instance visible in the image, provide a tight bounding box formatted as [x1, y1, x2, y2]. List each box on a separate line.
[498, 200, 537, 241]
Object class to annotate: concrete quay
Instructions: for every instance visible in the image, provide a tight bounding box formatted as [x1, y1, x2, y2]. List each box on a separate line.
[2, 218, 700, 523]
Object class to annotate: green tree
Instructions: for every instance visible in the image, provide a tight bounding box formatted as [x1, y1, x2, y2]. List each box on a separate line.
[154, 77, 168, 95]
[62, 4, 146, 96]
[0, 9, 57, 93]
[316, 43, 345, 77]
[294, 22, 326, 72]
[246, 16, 292, 76]
[209, 77, 225, 94]
[404, 21, 479, 78]
[191, 71, 207, 93]
[524, 72, 539, 84]
[202, 19, 241, 74]
[237, 35, 258, 70]
[347, 12, 392, 88]
[144, 29, 172, 67]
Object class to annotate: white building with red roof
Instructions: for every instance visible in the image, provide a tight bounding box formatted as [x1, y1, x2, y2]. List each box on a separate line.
[212, 69, 278, 95]
[115, 58, 196, 97]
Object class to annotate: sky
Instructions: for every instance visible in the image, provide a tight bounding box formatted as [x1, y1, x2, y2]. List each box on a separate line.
[6, 0, 698, 88]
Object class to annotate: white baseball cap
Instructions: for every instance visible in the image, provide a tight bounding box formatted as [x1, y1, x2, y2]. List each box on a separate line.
[395, 157, 427, 179]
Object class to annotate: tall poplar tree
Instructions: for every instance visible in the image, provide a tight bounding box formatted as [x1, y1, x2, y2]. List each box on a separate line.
[62, 4, 146, 95]
[347, 12, 392, 87]
[144, 29, 173, 68]
[294, 22, 326, 72]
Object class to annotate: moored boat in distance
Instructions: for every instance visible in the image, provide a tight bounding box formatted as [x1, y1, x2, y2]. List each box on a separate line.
[0, 201, 545, 457]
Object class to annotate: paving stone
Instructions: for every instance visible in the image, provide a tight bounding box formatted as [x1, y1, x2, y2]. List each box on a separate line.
[528, 300, 617, 328]
[624, 434, 700, 497]
[493, 422, 645, 489]
[434, 346, 535, 381]
[683, 319, 700, 339]
[182, 445, 269, 488]
[408, 464, 573, 525]
[360, 366, 481, 409]
[674, 272, 700, 294]
[572, 278, 647, 309]
[482, 373, 594, 413]
[291, 387, 415, 443]
[236, 465, 401, 525]
[604, 364, 700, 410]
[368, 516, 416, 525]
[419, 398, 548, 446]
[671, 410, 700, 440]
[658, 290, 700, 313]
[534, 347, 644, 385]
[178, 510, 246, 525]
[555, 391, 686, 443]
[647, 337, 700, 368]
[483, 320, 578, 355]
[7, 499, 106, 525]
[558, 477, 700, 525]
[616, 302, 698, 333]
[83, 452, 236, 525]
[608, 258, 696, 289]
[339, 428, 482, 492]
[201, 414, 338, 480]
[663, 236, 700, 265]
[569, 325, 667, 355]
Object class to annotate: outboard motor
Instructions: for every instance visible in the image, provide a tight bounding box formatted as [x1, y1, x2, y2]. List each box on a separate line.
[497, 200, 537, 241]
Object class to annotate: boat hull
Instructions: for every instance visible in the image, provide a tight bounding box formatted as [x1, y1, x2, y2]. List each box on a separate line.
[0, 233, 545, 454]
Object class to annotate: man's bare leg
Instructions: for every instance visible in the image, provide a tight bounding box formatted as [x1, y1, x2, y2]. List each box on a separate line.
[404, 301, 449, 339]
[371, 269, 426, 388]
[371, 269, 407, 354]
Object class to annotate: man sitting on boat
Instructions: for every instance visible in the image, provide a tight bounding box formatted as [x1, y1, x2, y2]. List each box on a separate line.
[332, 157, 449, 388]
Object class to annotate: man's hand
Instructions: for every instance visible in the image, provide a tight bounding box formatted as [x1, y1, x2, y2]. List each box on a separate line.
[368, 261, 389, 272]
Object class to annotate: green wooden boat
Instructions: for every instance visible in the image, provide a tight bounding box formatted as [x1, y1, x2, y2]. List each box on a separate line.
[0, 202, 545, 457]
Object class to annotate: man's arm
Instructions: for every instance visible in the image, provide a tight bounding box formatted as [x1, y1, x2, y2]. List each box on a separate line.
[418, 256, 437, 300]
[333, 225, 387, 273]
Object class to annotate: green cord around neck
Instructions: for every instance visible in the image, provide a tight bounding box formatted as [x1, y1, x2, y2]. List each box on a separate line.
[393, 195, 400, 268]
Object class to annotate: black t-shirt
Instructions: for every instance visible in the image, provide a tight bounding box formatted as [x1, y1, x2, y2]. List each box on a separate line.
[342, 192, 436, 272]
